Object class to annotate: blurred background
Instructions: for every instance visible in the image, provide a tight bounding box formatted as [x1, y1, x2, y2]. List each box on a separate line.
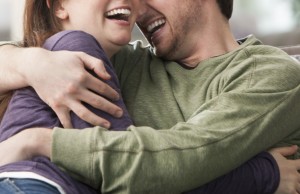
[0, 0, 299, 46]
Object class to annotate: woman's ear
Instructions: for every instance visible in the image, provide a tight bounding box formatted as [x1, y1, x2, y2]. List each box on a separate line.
[51, 0, 69, 20]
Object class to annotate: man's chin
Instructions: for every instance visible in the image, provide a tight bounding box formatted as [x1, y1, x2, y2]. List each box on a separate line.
[152, 47, 163, 57]
[152, 46, 172, 60]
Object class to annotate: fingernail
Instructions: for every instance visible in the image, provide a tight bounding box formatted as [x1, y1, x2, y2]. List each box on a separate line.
[103, 122, 110, 129]
[105, 72, 111, 78]
[116, 109, 123, 118]
[114, 94, 120, 101]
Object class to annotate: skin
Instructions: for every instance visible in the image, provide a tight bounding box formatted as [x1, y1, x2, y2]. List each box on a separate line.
[0, 0, 300, 192]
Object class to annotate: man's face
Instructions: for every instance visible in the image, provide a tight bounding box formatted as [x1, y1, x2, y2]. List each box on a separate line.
[137, 0, 203, 61]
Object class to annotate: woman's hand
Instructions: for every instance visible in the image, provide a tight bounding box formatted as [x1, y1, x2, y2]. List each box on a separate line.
[19, 48, 123, 128]
[270, 145, 300, 194]
[0, 128, 52, 166]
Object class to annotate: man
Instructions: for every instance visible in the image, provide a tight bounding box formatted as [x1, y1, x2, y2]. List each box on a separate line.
[0, 0, 300, 193]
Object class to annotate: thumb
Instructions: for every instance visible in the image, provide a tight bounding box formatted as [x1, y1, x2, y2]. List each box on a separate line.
[269, 145, 298, 157]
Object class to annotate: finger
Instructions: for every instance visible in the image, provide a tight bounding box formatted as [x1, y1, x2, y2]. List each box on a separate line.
[270, 145, 298, 156]
[85, 73, 120, 101]
[69, 101, 111, 128]
[79, 89, 123, 118]
[78, 52, 111, 80]
[54, 108, 73, 128]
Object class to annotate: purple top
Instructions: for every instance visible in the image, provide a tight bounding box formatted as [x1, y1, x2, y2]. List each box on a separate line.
[0, 31, 280, 194]
[0, 31, 132, 194]
[185, 151, 279, 194]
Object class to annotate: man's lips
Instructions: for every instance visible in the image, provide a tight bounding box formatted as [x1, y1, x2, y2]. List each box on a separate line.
[138, 18, 166, 45]
[147, 18, 166, 33]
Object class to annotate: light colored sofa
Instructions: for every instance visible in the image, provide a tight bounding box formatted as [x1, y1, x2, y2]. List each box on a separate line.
[281, 45, 300, 62]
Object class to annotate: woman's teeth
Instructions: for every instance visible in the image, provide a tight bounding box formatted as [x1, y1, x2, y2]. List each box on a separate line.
[106, 9, 131, 17]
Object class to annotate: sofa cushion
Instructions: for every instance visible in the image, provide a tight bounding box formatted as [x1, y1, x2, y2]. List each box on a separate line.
[281, 45, 300, 55]
[292, 55, 300, 62]
[279, 45, 300, 62]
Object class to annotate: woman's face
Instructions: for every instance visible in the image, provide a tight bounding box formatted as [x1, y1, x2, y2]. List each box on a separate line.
[60, 0, 139, 56]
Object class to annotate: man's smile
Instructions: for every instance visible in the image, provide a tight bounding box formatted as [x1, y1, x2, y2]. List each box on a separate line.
[147, 18, 166, 33]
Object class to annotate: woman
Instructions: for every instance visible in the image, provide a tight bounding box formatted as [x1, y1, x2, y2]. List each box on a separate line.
[0, 0, 138, 193]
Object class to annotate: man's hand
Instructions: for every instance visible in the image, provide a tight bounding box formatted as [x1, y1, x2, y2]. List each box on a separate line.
[0, 128, 52, 166]
[19, 48, 124, 128]
[270, 145, 300, 194]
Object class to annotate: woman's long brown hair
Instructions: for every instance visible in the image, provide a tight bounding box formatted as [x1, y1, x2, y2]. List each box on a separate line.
[0, 0, 62, 121]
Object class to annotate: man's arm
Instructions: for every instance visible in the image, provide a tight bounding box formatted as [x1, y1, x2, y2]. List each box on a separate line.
[0, 43, 121, 127]
[1, 129, 299, 194]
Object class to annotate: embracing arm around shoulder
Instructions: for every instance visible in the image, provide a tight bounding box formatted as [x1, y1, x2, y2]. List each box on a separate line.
[0, 41, 121, 127]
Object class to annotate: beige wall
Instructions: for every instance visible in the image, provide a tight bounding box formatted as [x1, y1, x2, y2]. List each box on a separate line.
[10, 0, 25, 41]
[0, 0, 24, 41]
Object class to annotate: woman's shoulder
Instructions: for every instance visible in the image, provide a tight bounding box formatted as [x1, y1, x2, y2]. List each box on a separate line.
[43, 30, 99, 51]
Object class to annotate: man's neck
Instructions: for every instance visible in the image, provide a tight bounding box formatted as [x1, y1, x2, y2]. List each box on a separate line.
[179, 25, 239, 68]
[176, 1, 240, 68]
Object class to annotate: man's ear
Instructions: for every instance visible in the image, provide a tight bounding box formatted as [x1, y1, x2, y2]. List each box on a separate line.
[47, 0, 69, 20]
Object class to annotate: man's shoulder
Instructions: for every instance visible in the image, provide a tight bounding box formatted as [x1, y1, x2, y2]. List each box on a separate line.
[238, 37, 299, 68]
[240, 35, 300, 63]
[223, 38, 300, 91]
[245, 45, 300, 90]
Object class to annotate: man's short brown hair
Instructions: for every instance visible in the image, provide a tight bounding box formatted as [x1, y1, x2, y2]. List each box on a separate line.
[216, 0, 233, 19]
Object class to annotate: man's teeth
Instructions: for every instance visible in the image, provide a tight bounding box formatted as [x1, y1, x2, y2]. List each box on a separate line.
[147, 19, 166, 33]
[106, 9, 131, 16]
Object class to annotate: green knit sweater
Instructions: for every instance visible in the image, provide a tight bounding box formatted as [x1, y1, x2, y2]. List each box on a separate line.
[52, 35, 300, 194]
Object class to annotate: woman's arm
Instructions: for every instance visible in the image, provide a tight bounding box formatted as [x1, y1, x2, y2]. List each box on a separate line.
[0, 43, 120, 126]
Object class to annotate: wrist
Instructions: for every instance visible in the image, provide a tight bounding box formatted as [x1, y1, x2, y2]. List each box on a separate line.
[18, 47, 47, 87]
[0, 45, 28, 92]
[24, 128, 53, 159]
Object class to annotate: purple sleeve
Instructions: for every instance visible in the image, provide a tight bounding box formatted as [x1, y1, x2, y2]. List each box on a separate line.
[0, 87, 60, 141]
[184, 152, 279, 194]
[43, 30, 133, 130]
